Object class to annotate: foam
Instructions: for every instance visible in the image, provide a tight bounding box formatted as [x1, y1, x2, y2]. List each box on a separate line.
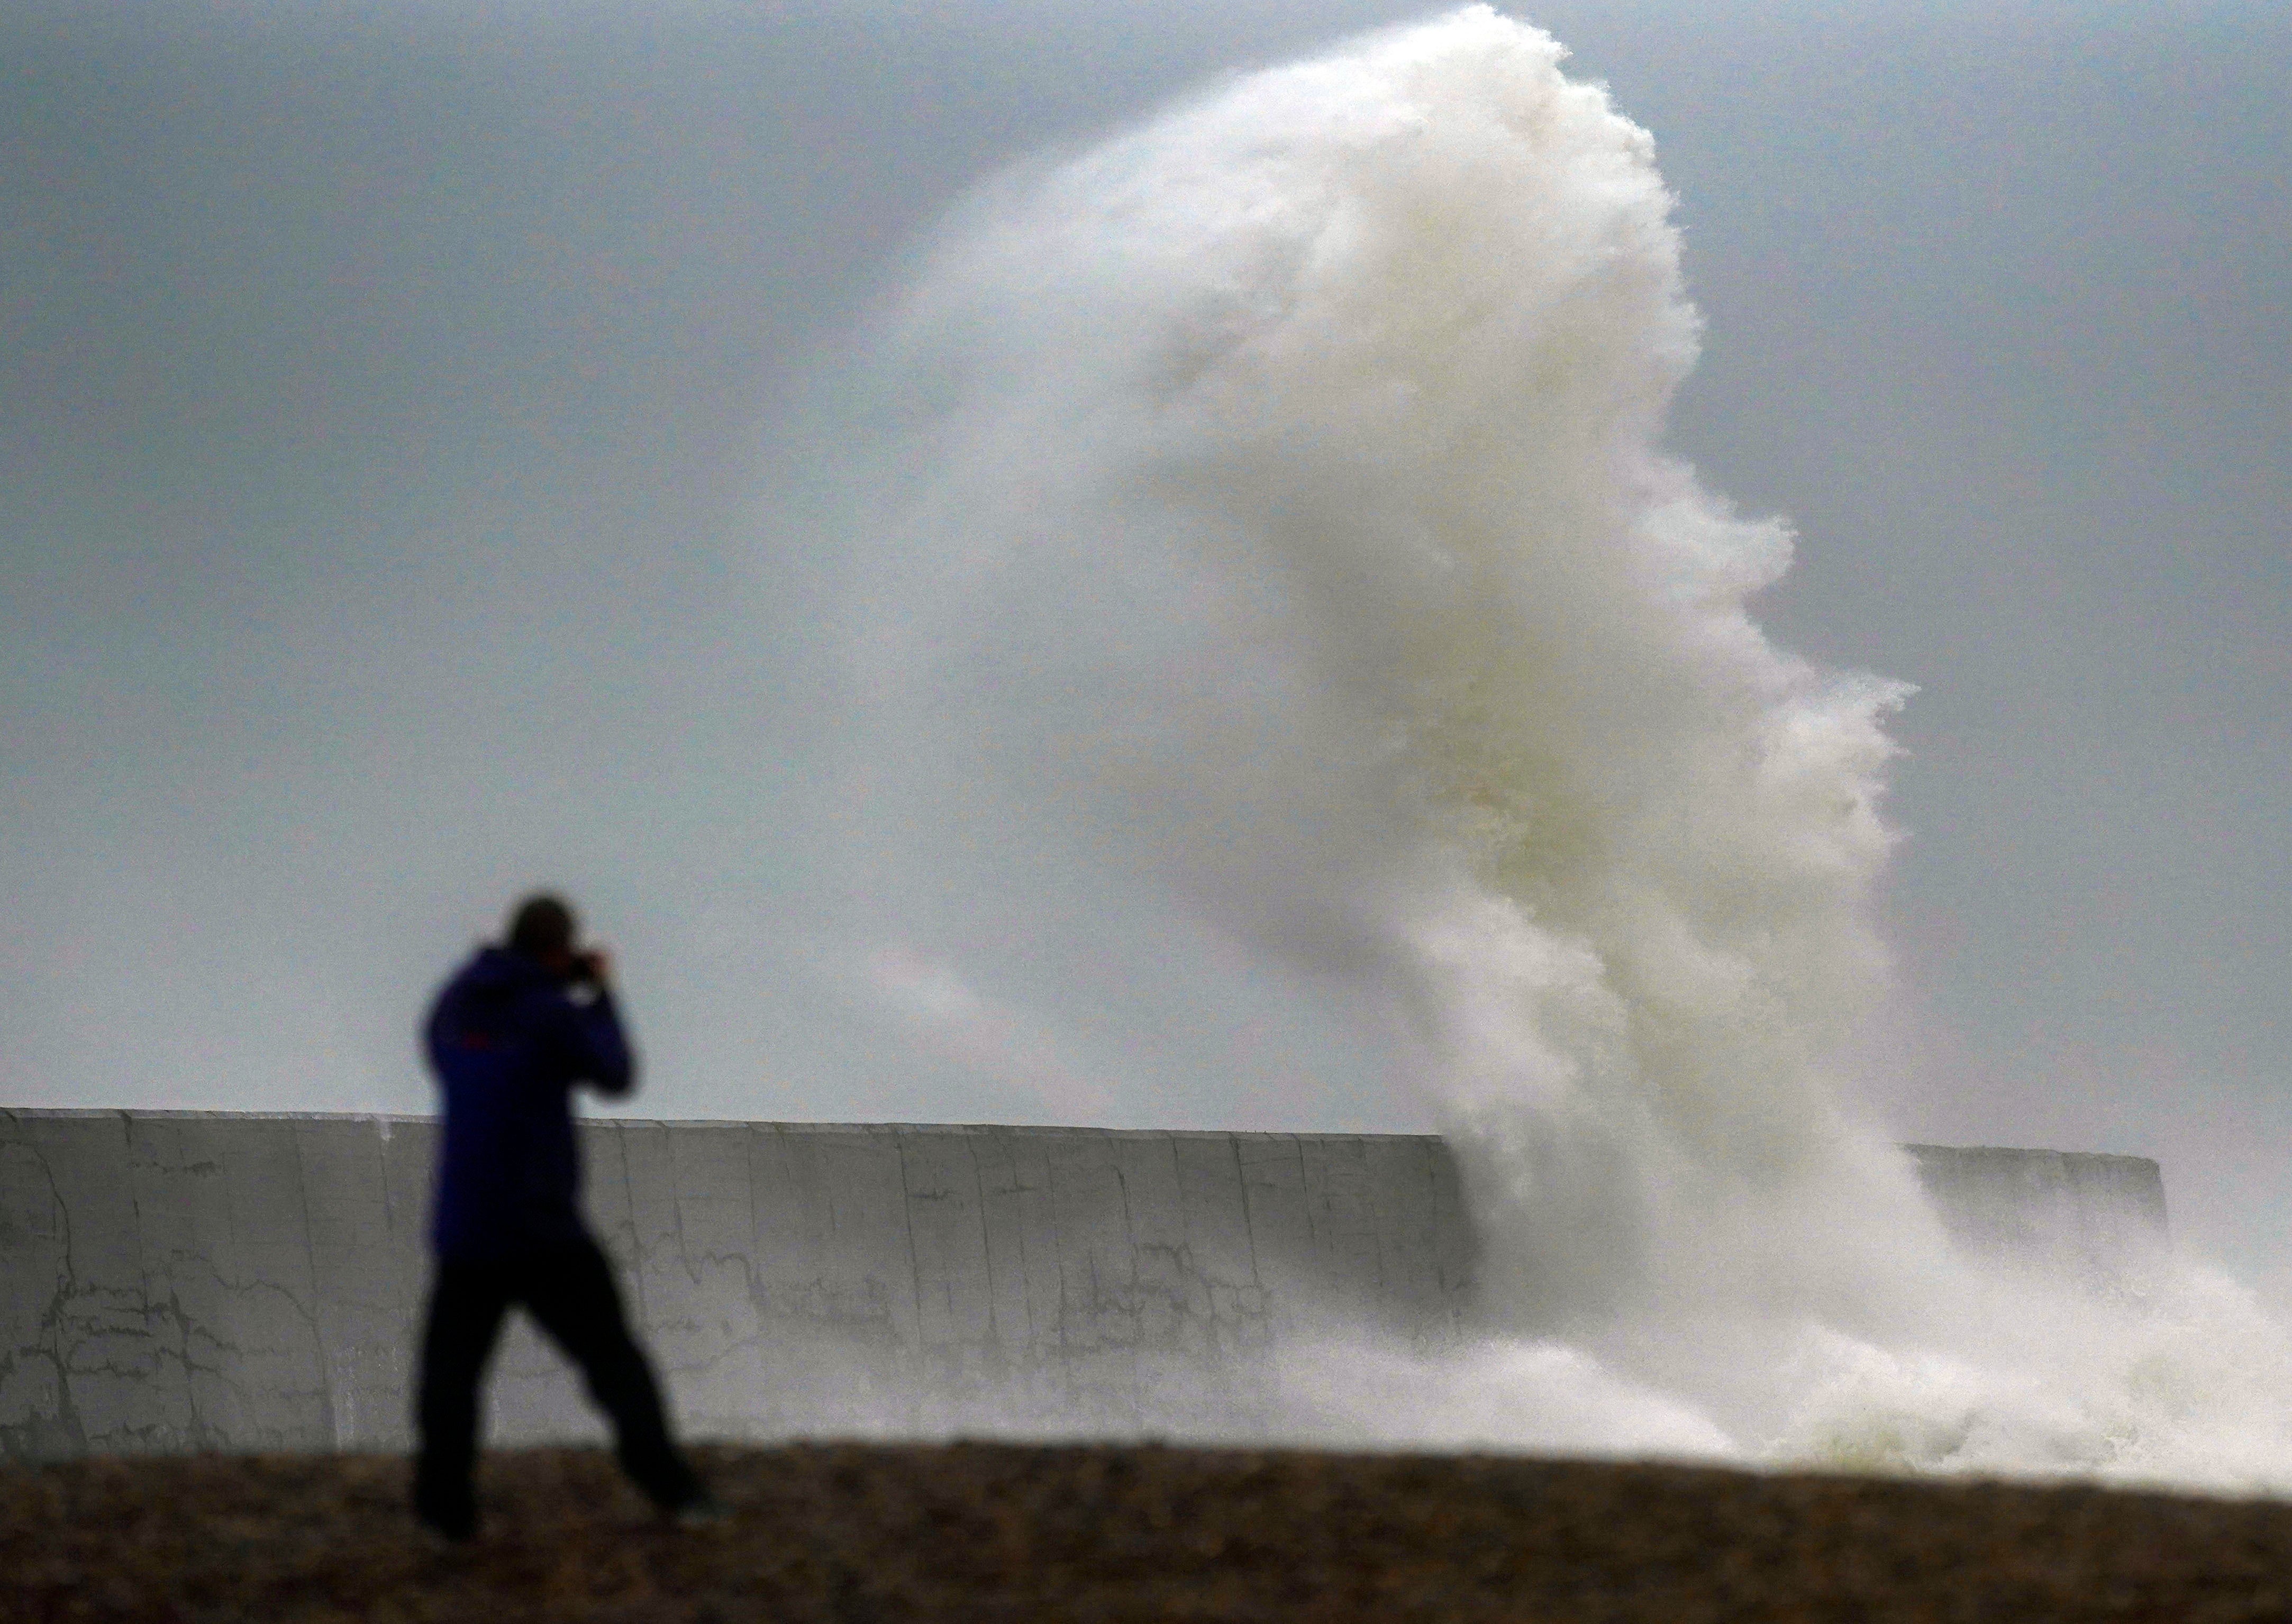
[789, 7, 2292, 1489]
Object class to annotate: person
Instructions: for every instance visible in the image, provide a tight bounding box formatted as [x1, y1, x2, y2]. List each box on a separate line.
[412, 892, 718, 1540]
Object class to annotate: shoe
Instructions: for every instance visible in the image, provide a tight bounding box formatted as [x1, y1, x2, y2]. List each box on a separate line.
[413, 1488, 477, 1546]
[415, 1507, 477, 1546]
[666, 1490, 731, 1529]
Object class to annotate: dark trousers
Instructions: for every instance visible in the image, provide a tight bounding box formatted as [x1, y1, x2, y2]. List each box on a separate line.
[414, 1233, 699, 1530]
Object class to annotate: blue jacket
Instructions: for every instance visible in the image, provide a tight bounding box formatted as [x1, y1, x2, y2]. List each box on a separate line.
[422, 945, 635, 1262]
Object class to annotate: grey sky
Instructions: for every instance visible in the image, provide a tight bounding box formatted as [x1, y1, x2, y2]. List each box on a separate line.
[4, 2, 2287, 1285]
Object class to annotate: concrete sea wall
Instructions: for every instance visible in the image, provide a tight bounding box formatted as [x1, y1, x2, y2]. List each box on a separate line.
[1902, 1143, 2170, 1287]
[0, 1111, 2166, 1462]
[1, 1112, 1475, 1461]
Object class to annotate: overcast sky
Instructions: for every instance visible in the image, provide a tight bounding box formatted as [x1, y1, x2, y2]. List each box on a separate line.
[4, 1, 2286, 1285]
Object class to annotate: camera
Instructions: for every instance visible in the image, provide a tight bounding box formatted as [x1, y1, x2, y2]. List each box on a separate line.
[561, 950, 605, 988]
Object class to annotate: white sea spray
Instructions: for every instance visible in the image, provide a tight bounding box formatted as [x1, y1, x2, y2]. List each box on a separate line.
[785, 7, 2292, 1490]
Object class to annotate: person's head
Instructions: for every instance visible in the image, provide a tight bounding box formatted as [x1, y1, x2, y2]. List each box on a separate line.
[505, 892, 578, 972]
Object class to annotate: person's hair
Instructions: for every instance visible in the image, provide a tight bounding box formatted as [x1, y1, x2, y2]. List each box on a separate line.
[506, 893, 578, 960]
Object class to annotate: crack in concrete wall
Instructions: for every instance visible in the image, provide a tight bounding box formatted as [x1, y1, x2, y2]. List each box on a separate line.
[1, 1111, 2167, 1461]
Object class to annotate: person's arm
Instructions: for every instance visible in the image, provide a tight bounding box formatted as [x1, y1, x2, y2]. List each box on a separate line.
[554, 952, 636, 1098]
[570, 991, 636, 1098]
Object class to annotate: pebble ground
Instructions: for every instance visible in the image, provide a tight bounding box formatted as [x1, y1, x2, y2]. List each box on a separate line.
[7, 1441, 2291, 1621]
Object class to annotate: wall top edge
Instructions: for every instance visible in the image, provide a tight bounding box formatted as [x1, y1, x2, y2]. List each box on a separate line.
[0, 1107, 1441, 1144]
[1901, 1142, 2162, 1171]
[0, 1110, 2158, 1166]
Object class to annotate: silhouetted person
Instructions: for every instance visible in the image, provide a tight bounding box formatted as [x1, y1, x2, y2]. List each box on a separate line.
[413, 893, 715, 1540]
